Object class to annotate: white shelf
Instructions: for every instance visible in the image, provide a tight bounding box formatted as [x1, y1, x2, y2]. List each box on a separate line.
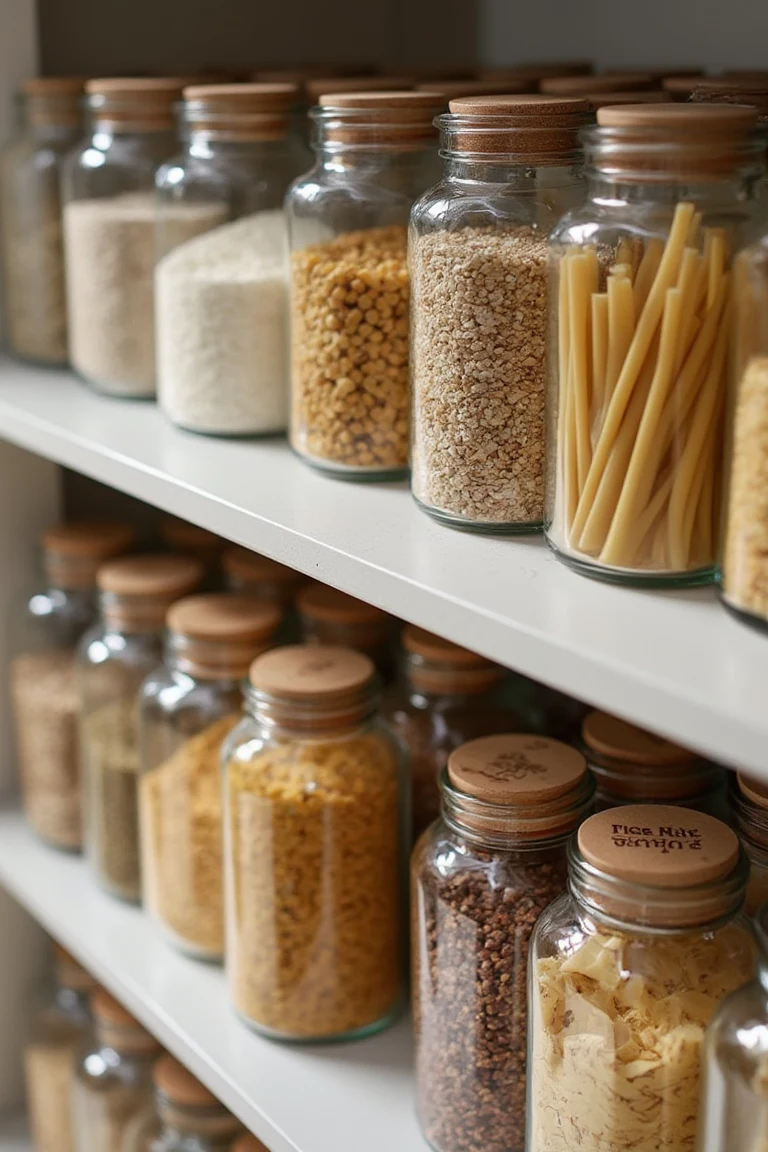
[0, 1112, 30, 1152]
[0, 807, 420, 1152]
[0, 359, 767, 778]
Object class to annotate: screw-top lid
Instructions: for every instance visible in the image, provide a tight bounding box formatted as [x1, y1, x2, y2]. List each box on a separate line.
[578, 805, 740, 888]
[153, 1055, 219, 1107]
[297, 583, 391, 626]
[249, 644, 374, 698]
[305, 75, 414, 103]
[316, 90, 444, 147]
[448, 734, 587, 804]
[582, 710, 697, 766]
[443, 94, 591, 161]
[166, 593, 282, 679]
[223, 547, 307, 602]
[182, 82, 298, 140]
[541, 72, 656, 95]
[98, 554, 203, 631]
[587, 90, 672, 110]
[85, 77, 185, 130]
[42, 520, 136, 590]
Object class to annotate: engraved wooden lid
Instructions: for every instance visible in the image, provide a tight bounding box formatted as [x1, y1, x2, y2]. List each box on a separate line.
[42, 520, 136, 589]
[153, 1055, 218, 1107]
[97, 554, 204, 598]
[737, 773, 768, 809]
[448, 734, 587, 804]
[167, 594, 282, 642]
[249, 644, 374, 698]
[582, 710, 697, 766]
[578, 805, 740, 887]
[297, 583, 390, 626]
[223, 547, 306, 587]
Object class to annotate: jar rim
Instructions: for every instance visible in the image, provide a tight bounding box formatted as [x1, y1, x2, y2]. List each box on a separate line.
[437, 107, 589, 165]
[581, 117, 767, 182]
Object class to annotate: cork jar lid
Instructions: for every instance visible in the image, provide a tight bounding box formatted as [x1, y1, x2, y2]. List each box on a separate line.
[153, 1055, 218, 1107]
[97, 554, 204, 598]
[448, 734, 587, 804]
[231, 1135, 270, 1152]
[737, 773, 768, 809]
[446, 94, 591, 160]
[159, 516, 224, 554]
[596, 102, 759, 129]
[578, 805, 740, 888]
[183, 82, 298, 140]
[53, 943, 95, 992]
[541, 71, 656, 95]
[305, 75, 414, 102]
[318, 90, 444, 146]
[91, 988, 142, 1027]
[22, 76, 86, 96]
[86, 77, 184, 129]
[167, 593, 282, 641]
[662, 74, 707, 99]
[249, 644, 375, 699]
[182, 82, 297, 109]
[43, 520, 136, 558]
[417, 79, 538, 99]
[588, 91, 672, 110]
[403, 625, 492, 666]
[223, 547, 304, 586]
[582, 711, 697, 766]
[297, 583, 390, 626]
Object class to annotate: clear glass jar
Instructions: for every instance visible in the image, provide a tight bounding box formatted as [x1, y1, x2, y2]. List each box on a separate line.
[699, 902, 768, 1152]
[10, 520, 135, 850]
[121, 1054, 242, 1152]
[730, 772, 768, 914]
[139, 593, 282, 959]
[78, 554, 204, 902]
[384, 625, 514, 839]
[61, 77, 209, 397]
[527, 804, 755, 1152]
[223, 645, 404, 1040]
[286, 90, 443, 479]
[719, 227, 768, 630]
[222, 546, 308, 608]
[73, 989, 162, 1152]
[412, 734, 593, 1152]
[410, 95, 589, 533]
[545, 103, 765, 585]
[25, 944, 95, 1152]
[155, 83, 309, 436]
[0, 77, 84, 365]
[158, 517, 225, 589]
[581, 708, 727, 814]
[297, 581, 398, 681]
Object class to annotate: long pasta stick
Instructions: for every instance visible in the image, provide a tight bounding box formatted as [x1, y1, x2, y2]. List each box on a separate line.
[570, 202, 695, 542]
[673, 249, 703, 376]
[691, 446, 715, 566]
[681, 405, 719, 569]
[600, 288, 684, 567]
[590, 294, 609, 425]
[707, 228, 726, 309]
[557, 254, 576, 530]
[686, 211, 702, 248]
[616, 237, 634, 267]
[633, 237, 664, 313]
[604, 276, 635, 401]
[667, 317, 730, 569]
[567, 254, 593, 495]
[632, 470, 675, 566]
[609, 263, 633, 279]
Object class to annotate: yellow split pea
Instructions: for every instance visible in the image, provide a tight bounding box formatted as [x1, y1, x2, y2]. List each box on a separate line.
[290, 226, 410, 472]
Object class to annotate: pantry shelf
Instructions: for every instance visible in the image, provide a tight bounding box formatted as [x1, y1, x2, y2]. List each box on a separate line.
[0, 806, 421, 1152]
[0, 358, 766, 777]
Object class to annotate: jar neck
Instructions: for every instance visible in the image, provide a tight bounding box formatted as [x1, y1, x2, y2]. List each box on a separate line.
[157, 1099, 240, 1143]
[406, 654, 505, 697]
[100, 591, 169, 635]
[183, 132, 291, 156]
[444, 156, 582, 185]
[95, 1022, 160, 1056]
[585, 169, 760, 205]
[243, 680, 378, 737]
[165, 630, 269, 682]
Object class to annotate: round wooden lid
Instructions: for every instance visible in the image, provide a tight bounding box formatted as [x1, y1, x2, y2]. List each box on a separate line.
[22, 76, 86, 96]
[91, 988, 141, 1026]
[417, 79, 538, 98]
[183, 82, 297, 109]
[166, 593, 282, 641]
[42, 520, 135, 558]
[448, 734, 587, 804]
[693, 77, 768, 96]
[231, 1135, 269, 1152]
[153, 1055, 218, 1107]
[737, 773, 768, 809]
[597, 102, 759, 129]
[297, 583, 390, 625]
[86, 77, 186, 98]
[402, 625, 491, 666]
[305, 75, 413, 102]
[159, 517, 224, 552]
[542, 72, 655, 94]
[578, 805, 740, 887]
[588, 90, 672, 109]
[97, 554, 204, 598]
[223, 547, 304, 585]
[448, 93, 589, 116]
[249, 645, 374, 698]
[318, 90, 444, 111]
[662, 74, 705, 97]
[582, 710, 696, 766]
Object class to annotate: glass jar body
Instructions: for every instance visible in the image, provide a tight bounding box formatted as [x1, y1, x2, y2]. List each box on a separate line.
[719, 234, 768, 630]
[155, 134, 309, 436]
[24, 981, 91, 1152]
[121, 1102, 241, 1152]
[0, 121, 80, 365]
[73, 1040, 157, 1152]
[286, 143, 440, 479]
[78, 624, 164, 901]
[410, 160, 585, 533]
[61, 124, 186, 397]
[699, 978, 768, 1152]
[527, 893, 755, 1152]
[222, 711, 405, 1040]
[139, 665, 244, 960]
[412, 820, 569, 1152]
[545, 173, 761, 586]
[11, 583, 96, 850]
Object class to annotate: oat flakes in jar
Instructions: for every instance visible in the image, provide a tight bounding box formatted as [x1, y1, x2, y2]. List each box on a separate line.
[78, 555, 204, 902]
[286, 90, 443, 479]
[581, 709, 726, 815]
[730, 773, 768, 914]
[11, 520, 135, 850]
[139, 594, 282, 960]
[545, 104, 765, 585]
[410, 95, 589, 532]
[412, 735, 593, 1152]
[223, 645, 404, 1040]
[527, 805, 755, 1152]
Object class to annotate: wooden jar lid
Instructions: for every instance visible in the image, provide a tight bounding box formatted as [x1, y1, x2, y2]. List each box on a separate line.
[297, 583, 390, 626]
[23, 76, 86, 95]
[541, 72, 655, 95]
[97, 554, 203, 598]
[223, 546, 304, 586]
[249, 644, 374, 698]
[446, 94, 590, 159]
[231, 1135, 270, 1152]
[737, 773, 768, 809]
[159, 516, 224, 554]
[402, 625, 491, 666]
[417, 79, 538, 99]
[153, 1055, 218, 1107]
[662, 74, 707, 99]
[86, 77, 185, 128]
[448, 734, 587, 804]
[305, 76, 413, 103]
[582, 710, 697, 766]
[588, 91, 672, 110]
[578, 805, 739, 888]
[318, 90, 444, 145]
[91, 988, 142, 1026]
[448, 93, 589, 116]
[183, 82, 298, 139]
[167, 593, 282, 641]
[43, 520, 135, 558]
[596, 102, 759, 129]
[183, 82, 297, 108]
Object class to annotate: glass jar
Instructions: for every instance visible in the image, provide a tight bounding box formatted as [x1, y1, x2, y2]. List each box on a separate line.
[78, 554, 204, 902]
[62, 77, 212, 397]
[73, 989, 161, 1152]
[286, 90, 443, 479]
[0, 77, 84, 365]
[412, 734, 593, 1152]
[25, 944, 95, 1152]
[719, 227, 768, 630]
[121, 1054, 242, 1152]
[223, 645, 404, 1040]
[527, 803, 755, 1152]
[545, 103, 765, 585]
[222, 546, 308, 608]
[730, 772, 768, 914]
[155, 84, 308, 436]
[581, 708, 727, 814]
[699, 901, 768, 1152]
[158, 517, 225, 589]
[384, 625, 513, 839]
[297, 581, 398, 681]
[11, 520, 135, 850]
[139, 593, 282, 959]
[410, 95, 588, 533]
